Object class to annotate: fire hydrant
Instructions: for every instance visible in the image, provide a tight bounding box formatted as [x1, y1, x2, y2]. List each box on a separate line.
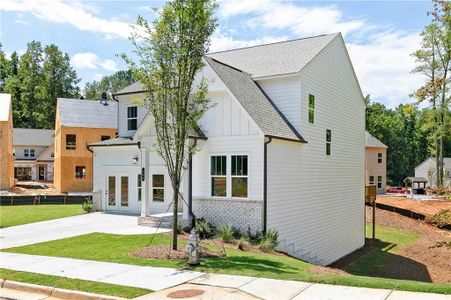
[186, 228, 200, 265]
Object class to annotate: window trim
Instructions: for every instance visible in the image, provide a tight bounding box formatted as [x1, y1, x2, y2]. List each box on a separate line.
[127, 106, 138, 132]
[209, 153, 250, 200]
[152, 174, 165, 202]
[231, 155, 248, 198]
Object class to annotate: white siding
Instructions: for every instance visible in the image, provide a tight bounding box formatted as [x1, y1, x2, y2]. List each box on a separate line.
[117, 93, 149, 138]
[14, 145, 47, 160]
[257, 76, 301, 131]
[415, 158, 451, 187]
[267, 35, 366, 265]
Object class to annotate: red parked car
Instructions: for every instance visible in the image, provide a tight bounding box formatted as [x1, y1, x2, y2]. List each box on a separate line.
[386, 186, 406, 194]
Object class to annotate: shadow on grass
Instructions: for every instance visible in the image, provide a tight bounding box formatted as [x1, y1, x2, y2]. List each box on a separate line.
[332, 238, 431, 283]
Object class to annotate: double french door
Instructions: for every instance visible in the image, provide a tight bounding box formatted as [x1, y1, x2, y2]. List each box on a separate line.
[105, 175, 130, 212]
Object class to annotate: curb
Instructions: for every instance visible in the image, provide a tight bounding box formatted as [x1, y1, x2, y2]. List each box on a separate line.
[1, 279, 126, 300]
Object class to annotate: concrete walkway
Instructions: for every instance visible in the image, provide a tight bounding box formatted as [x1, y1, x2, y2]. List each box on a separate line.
[0, 212, 170, 249]
[1, 253, 450, 299]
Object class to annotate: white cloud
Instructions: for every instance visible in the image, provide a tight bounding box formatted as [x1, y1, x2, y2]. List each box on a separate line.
[210, 32, 287, 52]
[71, 52, 117, 72]
[14, 19, 29, 25]
[0, 0, 133, 39]
[220, 0, 366, 37]
[347, 31, 423, 107]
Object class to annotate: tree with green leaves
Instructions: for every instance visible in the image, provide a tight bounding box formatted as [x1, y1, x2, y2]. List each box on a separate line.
[124, 0, 217, 250]
[84, 70, 135, 99]
[411, 0, 450, 187]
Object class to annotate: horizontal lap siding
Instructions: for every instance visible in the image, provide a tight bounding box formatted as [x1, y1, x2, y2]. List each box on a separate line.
[267, 36, 365, 265]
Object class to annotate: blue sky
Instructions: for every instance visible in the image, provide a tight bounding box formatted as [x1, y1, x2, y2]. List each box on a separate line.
[0, 0, 432, 108]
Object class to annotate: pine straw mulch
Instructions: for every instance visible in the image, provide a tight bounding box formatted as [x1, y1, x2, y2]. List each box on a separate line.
[322, 207, 451, 284]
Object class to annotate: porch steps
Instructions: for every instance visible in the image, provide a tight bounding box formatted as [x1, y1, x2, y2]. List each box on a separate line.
[138, 212, 183, 229]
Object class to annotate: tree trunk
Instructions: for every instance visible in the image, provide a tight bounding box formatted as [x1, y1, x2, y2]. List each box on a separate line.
[172, 186, 178, 250]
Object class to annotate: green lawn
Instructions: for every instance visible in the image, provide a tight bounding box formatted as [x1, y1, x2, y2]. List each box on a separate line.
[0, 204, 84, 228]
[3, 224, 451, 294]
[0, 268, 151, 298]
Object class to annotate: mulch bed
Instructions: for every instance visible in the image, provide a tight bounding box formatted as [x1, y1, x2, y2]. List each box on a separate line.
[130, 244, 225, 260]
[328, 207, 451, 284]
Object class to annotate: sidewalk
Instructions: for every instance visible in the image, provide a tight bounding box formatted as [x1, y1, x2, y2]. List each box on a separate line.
[1, 253, 450, 300]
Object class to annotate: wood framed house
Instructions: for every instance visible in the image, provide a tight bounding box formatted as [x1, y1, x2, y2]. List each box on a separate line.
[90, 33, 366, 265]
[0, 93, 14, 190]
[365, 132, 388, 194]
[13, 128, 54, 182]
[54, 98, 117, 193]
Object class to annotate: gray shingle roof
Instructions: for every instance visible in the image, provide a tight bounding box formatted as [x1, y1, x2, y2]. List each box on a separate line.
[58, 98, 118, 129]
[205, 57, 304, 142]
[14, 128, 53, 146]
[114, 82, 145, 95]
[207, 33, 338, 78]
[365, 132, 388, 148]
[89, 137, 138, 147]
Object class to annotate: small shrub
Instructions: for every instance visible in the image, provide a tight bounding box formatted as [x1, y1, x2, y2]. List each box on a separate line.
[246, 226, 262, 244]
[218, 224, 234, 243]
[195, 218, 215, 239]
[259, 229, 279, 252]
[232, 227, 241, 239]
[82, 197, 94, 213]
[238, 236, 250, 251]
[426, 209, 451, 227]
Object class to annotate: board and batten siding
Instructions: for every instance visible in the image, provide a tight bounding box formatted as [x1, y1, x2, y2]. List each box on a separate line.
[117, 94, 149, 138]
[257, 76, 301, 131]
[267, 35, 365, 265]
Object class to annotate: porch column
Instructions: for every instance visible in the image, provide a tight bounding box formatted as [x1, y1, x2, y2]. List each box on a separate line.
[141, 148, 149, 217]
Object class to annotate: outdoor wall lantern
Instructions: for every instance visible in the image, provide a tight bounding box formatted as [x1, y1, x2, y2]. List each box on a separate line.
[133, 156, 139, 165]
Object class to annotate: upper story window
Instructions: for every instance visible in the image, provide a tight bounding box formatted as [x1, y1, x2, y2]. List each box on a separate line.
[66, 134, 76, 150]
[308, 94, 315, 124]
[211, 155, 227, 197]
[75, 166, 86, 179]
[127, 106, 138, 131]
[369, 176, 374, 185]
[326, 129, 331, 156]
[24, 149, 29, 157]
[30, 149, 35, 157]
[231, 155, 248, 198]
[378, 153, 382, 163]
[101, 135, 110, 141]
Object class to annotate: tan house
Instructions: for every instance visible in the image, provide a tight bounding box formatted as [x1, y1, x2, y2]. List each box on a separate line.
[54, 98, 117, 193]
[13, 128, 54, 181]
[365, 132, 387, 194]
[0, 93, 14, 190]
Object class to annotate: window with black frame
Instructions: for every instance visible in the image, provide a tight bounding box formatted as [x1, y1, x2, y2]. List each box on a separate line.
[211, 155, 227, 197]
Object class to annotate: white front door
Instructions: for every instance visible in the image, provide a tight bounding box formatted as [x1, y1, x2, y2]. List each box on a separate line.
[105, 174, 130, 212]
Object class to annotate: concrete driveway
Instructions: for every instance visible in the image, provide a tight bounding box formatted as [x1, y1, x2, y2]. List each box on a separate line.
[0, 212, 170, 249]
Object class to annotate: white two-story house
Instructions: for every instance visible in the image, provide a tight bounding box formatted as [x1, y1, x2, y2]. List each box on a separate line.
[89, 33, 365, 266]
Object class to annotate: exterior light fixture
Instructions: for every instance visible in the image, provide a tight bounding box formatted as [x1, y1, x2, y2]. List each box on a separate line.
[133, 156, 139, 165]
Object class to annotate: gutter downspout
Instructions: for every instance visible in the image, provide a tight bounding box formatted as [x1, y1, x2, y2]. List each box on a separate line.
[263, 136, 272, 234]
[188, 138, 198, 229]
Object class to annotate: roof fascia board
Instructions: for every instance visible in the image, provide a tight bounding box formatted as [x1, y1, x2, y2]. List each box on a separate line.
[253, 72, 300, 81]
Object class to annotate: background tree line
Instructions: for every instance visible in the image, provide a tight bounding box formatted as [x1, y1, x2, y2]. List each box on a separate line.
[0, 41, 135, 129]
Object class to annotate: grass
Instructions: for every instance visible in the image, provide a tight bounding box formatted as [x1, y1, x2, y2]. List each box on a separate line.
[0, 204, 84, 228]
[3, 224, 451, 294]
[0, 268, 152, 298]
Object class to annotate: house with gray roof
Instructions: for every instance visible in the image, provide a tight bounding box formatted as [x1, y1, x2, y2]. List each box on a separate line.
[415, 157, 451, 188]
[89, 32, 366, 266]
[365, 132, 388, 194]
[13, 128, 55, 181]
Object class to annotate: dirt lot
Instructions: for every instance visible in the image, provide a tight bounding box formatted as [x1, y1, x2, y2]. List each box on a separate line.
[9, 182, 62, 196]
[329, 207, 451, 284]
[377, 196, 451, 216]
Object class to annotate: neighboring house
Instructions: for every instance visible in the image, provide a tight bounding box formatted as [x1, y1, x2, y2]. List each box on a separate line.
[365, 132, 387, 194]
[415, 157, 451, 187]
[54, 98, 117, 193]
[90, 33, 366, 266]
[0, 94, 14, 190]
[13, 128, 54, 182]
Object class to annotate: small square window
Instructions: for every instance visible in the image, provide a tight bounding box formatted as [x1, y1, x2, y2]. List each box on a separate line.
[66, 134, 76, 150]
[75, 166, 86, 179]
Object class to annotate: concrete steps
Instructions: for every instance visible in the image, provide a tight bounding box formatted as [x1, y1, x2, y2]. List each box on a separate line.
[138, 212, 183, 228]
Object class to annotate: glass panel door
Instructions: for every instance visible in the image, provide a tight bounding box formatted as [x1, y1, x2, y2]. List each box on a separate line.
[121, 176, 129, 207]
[108, 176, 116, 208]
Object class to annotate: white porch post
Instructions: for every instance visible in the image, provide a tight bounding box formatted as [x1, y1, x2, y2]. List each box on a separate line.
[141, 148, 150, 217]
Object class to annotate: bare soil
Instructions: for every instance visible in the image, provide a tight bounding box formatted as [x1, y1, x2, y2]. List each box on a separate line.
[130, 245, 225, 260]
[377, 196, 451, 217]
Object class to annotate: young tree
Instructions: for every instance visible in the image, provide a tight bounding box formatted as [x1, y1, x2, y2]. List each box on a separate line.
[124, 0, 217, 249]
